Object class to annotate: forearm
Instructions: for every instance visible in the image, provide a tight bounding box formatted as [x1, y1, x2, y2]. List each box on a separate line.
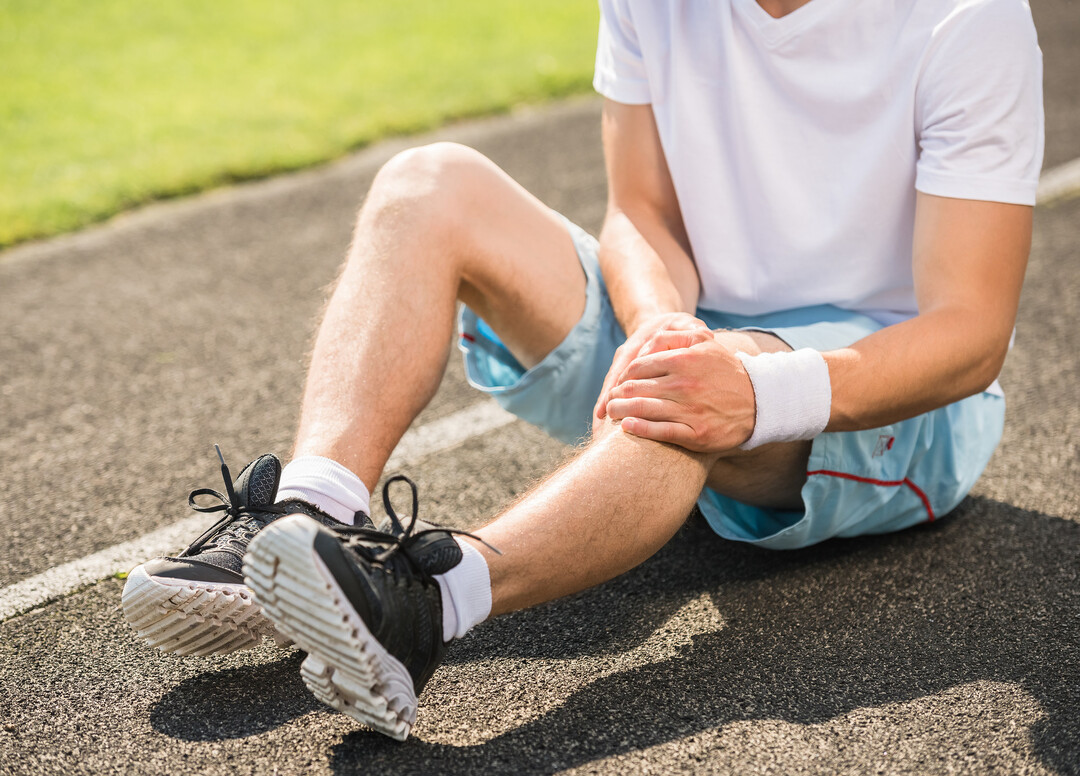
[823, 195, 1029, 432]
[598, 206, 700, 335]
[824, 308, 1009, 431]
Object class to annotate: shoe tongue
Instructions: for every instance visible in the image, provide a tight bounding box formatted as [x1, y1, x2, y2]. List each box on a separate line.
[232, 454, 282, 509]
[376, 516, 463, 575]
[409, 532, 463, 575]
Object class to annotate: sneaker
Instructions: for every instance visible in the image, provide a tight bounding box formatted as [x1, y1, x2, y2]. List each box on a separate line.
[243, 475, 496, 740]
[122, 446, 374, 656]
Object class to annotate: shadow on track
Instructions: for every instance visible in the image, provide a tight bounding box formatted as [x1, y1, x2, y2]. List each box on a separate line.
[150, 651, 321, 740]
[320, 497, 1079, 775]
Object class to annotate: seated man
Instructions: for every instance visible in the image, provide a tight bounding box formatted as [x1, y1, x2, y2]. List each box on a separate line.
[122, 0, 1042, 741]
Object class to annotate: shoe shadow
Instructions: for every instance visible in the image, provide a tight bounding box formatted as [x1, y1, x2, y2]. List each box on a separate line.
[150, 651, 321, 741]
[142, 515, 738, 745]
[326, 496, 1080, 776]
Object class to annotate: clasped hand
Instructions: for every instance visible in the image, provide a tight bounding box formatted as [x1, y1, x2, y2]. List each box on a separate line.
[593, 313, 756, 452]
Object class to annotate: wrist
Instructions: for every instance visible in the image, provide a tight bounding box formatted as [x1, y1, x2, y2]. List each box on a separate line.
[624, 310, 669, 336]
[625, 309, 706, 338]
[736, 348, 832, 449]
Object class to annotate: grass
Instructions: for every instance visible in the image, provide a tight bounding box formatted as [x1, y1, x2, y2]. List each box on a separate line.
[0, 0, 598, 249]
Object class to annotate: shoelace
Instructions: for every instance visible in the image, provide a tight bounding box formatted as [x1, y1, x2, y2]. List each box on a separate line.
[181, 445, 290, 557]
[332, 474, 501, 568]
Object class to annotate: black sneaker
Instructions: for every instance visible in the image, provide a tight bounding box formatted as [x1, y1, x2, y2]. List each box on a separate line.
[122, 446, 374, 656]
[244, 475, 497, 740]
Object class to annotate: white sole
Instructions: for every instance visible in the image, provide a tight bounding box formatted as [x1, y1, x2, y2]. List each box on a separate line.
[121, 564, 289, 656]
[244, 514, 417, 741]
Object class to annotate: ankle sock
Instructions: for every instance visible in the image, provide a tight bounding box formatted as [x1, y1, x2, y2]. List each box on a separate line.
[435, 539, 492, 642]
[276, 455, 371, 524]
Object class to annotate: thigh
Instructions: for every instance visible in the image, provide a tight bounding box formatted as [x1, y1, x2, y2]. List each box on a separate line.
[444, 147, 587, 370]
[459, 221, 624, 446]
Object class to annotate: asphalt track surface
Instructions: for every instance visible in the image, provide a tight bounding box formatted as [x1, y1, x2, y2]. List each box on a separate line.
[2, 4, 1078, 773]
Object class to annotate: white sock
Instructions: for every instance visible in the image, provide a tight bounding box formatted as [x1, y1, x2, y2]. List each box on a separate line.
[434, 539, 492, 642]
[275, 455, 371, 525]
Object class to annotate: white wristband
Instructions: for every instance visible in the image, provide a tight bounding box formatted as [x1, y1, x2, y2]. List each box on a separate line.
[736, 348, 832, 450]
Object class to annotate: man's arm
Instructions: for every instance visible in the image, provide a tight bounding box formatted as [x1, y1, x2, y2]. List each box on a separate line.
[597, 99, 700, 329]
[604, 192, 1032, 449]
[823, 193, 1030, 431]
[592, 99, 713, 421]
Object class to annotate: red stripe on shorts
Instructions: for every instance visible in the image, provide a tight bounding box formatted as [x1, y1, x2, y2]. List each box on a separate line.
[806, 469, 935, 523]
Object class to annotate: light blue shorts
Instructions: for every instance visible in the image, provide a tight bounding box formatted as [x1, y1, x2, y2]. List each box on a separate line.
[458, 219, 1005, 550]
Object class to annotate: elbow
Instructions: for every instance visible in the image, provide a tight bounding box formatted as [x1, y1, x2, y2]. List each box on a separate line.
[968, 341, 1010, 395]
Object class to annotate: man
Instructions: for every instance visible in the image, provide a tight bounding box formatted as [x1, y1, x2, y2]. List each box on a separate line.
[123, 0, 1042, 741]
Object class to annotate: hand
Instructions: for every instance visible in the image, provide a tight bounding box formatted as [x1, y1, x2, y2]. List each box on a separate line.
[604, 334, 757, 453]
[594, 313, 711, 422]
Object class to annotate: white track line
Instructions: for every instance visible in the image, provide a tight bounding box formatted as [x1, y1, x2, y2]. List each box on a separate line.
[383, 401, 515, 472]
[0, 401, 516, 622]
[1037, 157, 1080, 205]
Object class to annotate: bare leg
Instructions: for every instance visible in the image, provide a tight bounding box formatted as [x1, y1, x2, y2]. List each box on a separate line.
[477, 419, 719, 614]
[476, 328, 810, 616]
[293, 144, 809, 617]
[292, 142, 586, 488]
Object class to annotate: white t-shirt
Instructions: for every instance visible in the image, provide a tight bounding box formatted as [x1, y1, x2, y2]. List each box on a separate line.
[593, 0, 1044, 324]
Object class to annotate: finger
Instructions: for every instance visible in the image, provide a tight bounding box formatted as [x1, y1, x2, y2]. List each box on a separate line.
[595, 390, 612, 420]
[606, 396, 684, 424]
[620, 351, 680, 382]
[597, 337, 647, 417]
[606, 377, 668, 402]
[595, 373, 611, 419]
[619, 417, 697, 448]
[595, 350, 627, 419]
[638, 328, 709, 358]
[595, 370, 622, 419]
[596, 361, 627, 418]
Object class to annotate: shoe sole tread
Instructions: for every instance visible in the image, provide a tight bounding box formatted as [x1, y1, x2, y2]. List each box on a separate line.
[244, 515, 416, 741]
[121, 564, 289, 656]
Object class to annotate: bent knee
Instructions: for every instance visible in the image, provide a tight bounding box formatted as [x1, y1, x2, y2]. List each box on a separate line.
[366, 142, 496, 221]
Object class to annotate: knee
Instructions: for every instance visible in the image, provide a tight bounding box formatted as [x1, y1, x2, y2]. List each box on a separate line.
[589, 416, 721, 470]
[361, 142, 494, 232]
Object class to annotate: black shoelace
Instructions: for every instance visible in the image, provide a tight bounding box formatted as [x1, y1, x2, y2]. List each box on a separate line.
[332, 474, 501, 567]
[181, 445, 290, 557]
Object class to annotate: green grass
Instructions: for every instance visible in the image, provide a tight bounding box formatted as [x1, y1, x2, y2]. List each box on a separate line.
[0, 0, 598, 248]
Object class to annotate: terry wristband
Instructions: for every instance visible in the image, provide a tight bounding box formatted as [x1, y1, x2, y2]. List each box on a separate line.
[736, 348, 832, 450]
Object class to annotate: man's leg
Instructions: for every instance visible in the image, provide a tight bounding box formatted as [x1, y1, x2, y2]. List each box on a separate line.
[286, 140, 808, 614]
[123, 141, 588, 656]
[245, 149, 812, 733]
[476, 419, 719, 613]
[247, 361, 809, 737]
[290, 138, 805, 532]
[476, 329, 808, 615]
[290, 141, 587, 490]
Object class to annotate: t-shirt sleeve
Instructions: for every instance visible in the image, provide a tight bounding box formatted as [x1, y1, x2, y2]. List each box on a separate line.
[593, 0, 651, 105]
[915, 0, 1044, 206]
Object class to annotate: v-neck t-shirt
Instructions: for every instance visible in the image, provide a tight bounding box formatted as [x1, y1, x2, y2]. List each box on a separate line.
[593, 0, 1044, 324]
